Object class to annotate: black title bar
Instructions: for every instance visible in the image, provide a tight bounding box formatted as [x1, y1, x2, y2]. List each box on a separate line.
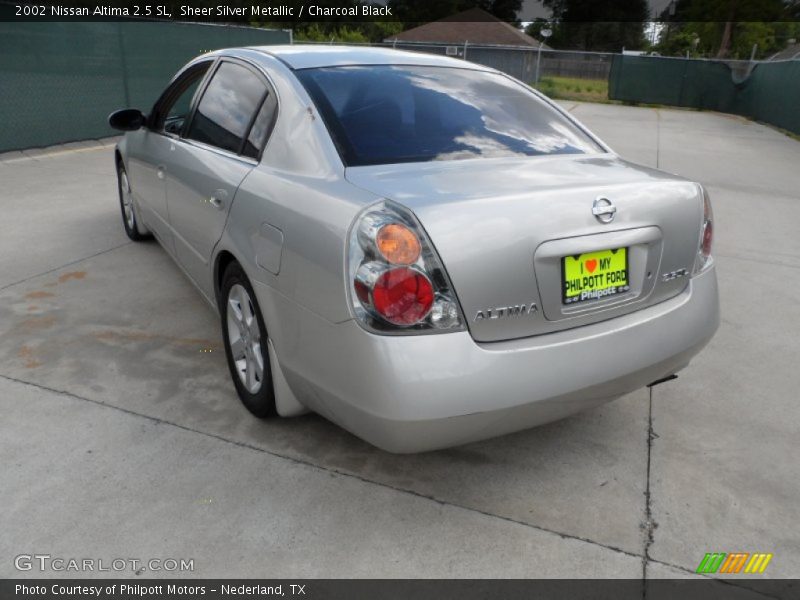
[3, 579, 799, 600]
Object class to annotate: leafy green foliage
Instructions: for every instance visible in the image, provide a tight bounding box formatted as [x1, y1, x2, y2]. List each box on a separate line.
[658, 20, 800, 58]
[665, 0, 785, 22]
[655, 0, 799, 58]
[292, 21, 404, 44]
[295, 24, 369, 43]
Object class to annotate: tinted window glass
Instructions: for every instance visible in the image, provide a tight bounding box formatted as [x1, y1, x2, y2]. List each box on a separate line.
[241, 92, 277, 159]
[187, 62, 266, 154]
[297, 66, 603, 166]
[159, 64, 210, 135]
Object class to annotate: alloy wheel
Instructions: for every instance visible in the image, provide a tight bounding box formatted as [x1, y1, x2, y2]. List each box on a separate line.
[226, 283, 264, 394]
[120, 170, 135, 231]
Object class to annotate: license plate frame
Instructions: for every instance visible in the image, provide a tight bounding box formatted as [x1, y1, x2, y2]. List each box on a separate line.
[562, 247, 630, 305]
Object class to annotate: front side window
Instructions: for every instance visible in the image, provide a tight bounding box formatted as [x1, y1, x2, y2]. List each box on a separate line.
[186, 62, 267, 155]
[155, 63, 211, 135]
[297, 65, 603, 167]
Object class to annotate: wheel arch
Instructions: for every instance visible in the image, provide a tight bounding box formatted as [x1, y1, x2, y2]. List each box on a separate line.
[214, 249, 239, 307]
[114, 148, 123, 168]
[214, 249, 307, 417]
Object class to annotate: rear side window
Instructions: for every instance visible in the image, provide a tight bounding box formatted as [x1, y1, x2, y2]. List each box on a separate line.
[297, 65, 603, 166]
[186, 62, 267, 155]
[242, 92, 277, 159]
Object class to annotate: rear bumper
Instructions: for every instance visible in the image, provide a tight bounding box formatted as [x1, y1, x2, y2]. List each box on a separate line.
[258, 266, 719, 453]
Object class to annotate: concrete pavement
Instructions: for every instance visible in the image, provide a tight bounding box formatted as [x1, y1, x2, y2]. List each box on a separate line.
[1, 104, 798, 588]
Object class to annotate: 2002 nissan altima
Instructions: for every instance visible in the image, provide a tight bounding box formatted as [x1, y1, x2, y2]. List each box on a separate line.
[109, 46, 719, 452]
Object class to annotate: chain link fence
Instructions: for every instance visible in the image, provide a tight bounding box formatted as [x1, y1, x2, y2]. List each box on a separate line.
[0, 22, 290, 153]
[364, 40, 615, 83]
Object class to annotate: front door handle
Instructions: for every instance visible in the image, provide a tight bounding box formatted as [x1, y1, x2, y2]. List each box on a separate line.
[157, 165, 166, 180]
[209, 189, 228, 210]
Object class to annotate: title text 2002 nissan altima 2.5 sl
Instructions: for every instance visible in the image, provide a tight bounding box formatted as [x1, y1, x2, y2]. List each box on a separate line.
[109, 45, 719, 453]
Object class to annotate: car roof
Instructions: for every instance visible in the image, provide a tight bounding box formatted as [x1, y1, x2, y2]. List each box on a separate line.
[243, 44, 494, 71]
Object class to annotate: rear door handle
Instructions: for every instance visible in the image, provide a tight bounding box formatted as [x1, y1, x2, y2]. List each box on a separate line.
[157, 165, 166, 180]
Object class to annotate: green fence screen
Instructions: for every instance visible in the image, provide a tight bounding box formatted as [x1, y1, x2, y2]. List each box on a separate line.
[0, 22, 291, 152]
[609, 55, 800, 136]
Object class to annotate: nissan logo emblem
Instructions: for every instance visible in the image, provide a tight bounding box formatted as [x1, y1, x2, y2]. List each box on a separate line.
[592, 197, 617, 223]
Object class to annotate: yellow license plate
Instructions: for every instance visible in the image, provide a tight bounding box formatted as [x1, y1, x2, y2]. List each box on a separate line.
[562, 248, 629, 305]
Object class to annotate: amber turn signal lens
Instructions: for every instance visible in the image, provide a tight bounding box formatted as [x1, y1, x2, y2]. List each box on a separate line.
[376, 223, 421, 265]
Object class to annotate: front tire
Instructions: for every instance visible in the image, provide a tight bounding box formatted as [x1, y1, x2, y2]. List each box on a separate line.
[220, 263, 276, 418]
[117, 162, 150, 241]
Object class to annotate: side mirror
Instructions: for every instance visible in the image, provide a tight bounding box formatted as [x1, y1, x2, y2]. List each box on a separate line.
[108, 108, 145, 132]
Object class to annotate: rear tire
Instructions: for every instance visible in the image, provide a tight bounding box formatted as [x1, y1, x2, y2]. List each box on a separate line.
[220, 262, 277, 418]
[117, 162, 150, 242]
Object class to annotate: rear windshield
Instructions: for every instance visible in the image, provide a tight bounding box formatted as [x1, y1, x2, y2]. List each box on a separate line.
[296, 65, 603, 167]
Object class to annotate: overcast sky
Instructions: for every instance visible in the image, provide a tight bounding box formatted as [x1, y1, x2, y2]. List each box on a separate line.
[520, 0, 675, 20]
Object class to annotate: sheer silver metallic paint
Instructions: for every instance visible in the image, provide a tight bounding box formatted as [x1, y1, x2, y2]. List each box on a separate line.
[249, 266, 717, 452]
[116, 46, 719, 452]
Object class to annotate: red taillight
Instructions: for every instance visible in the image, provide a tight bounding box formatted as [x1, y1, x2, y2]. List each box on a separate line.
[695, 189, 714, 273]
[701, 190, 713, 258]
[371, 268, 434, 325]
[354, 279, 370, 305]
[701, 218, 713, 258]
[350, 201, 463, 333]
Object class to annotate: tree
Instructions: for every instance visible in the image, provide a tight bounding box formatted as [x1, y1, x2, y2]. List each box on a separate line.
[658, 20, 800, 59]
[480, 0, 524, 23]
[525, 18, 551, 40]
[530, 0, 649, 51]
[295, 24, 369, 43]
[293, 21, 403, 43]
[658, 0, 788, 58]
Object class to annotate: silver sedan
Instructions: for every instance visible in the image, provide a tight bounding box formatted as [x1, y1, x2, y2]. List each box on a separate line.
[109, 46, 719, 453]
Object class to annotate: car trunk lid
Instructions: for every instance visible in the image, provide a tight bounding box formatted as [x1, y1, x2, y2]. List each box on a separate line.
[346, 155, 703, 342]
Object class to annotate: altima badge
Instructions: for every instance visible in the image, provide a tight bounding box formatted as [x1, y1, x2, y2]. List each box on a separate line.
[474, 303, 538, 321]
[592, 197, 617, 223]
